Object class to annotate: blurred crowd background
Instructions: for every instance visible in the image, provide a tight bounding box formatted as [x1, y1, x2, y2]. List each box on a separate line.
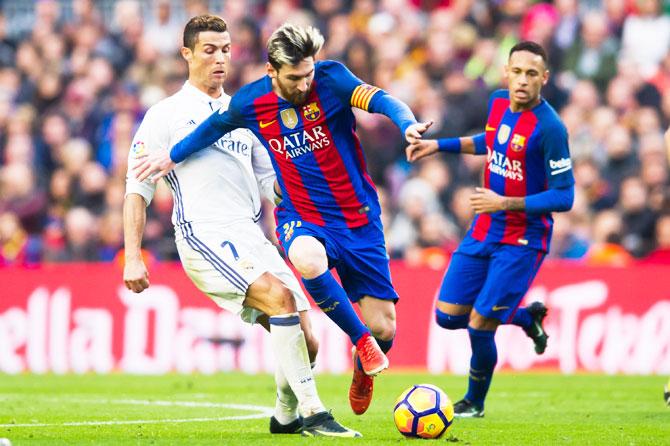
[1, 0, 670, 269]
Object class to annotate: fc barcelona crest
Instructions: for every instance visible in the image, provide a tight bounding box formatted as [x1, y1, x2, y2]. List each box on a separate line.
[280, 108, 299, 129]
[510, 134, 526, 152]
[302, 102, 321, 121]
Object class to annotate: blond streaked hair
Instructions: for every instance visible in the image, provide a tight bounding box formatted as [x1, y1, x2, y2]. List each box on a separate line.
[267, 23, 325, 70]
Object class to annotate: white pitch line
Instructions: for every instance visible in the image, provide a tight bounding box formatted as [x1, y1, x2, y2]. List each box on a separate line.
[0, 398, 274, 428]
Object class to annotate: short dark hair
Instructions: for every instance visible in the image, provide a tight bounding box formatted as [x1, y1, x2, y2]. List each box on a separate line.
[183, 14, 228, 50]
[509, 41, 547, 64]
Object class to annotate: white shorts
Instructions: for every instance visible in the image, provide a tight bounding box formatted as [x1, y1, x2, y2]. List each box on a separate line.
[175, 222, 310, 323]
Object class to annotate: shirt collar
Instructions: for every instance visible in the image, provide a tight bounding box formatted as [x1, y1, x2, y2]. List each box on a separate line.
[182, 81, 230, 111]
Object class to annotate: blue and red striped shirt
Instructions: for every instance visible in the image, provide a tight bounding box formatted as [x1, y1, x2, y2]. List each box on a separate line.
[171, 60, 415, 229]
[469, 90, 574, 252]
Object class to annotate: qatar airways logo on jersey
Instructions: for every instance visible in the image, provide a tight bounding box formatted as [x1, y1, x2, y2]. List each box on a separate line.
[487, 147, 524, 181]
[267, 126, 331, 159]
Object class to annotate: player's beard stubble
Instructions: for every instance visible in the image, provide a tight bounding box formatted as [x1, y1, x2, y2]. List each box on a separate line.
[275, 78, 310, 105]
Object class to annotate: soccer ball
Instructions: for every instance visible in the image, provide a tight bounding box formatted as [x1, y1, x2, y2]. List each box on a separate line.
[393, 384, 454, 439]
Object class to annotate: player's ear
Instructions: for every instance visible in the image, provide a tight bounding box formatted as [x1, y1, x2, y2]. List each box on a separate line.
[542, 69, 549, 86]
[266, 62, 276, 79]
[180, 46, 193, 63]
[502, 65, 509, 81]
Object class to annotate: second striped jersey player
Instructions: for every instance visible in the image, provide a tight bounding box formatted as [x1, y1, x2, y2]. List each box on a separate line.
[406, 41, 574, 418]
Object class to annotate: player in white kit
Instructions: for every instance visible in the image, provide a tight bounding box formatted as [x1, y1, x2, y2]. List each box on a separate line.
[123, 15, 359, 437]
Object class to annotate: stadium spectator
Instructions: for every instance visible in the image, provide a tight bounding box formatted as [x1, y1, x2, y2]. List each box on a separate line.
[618, 175, 657, 257]
[585, 209, 633, 266]
[0, 162, 47, 235]
[572, 157, 617, 211]
[560, 10, 618, 93]
[98, 210, 123, 261]
[550, 0, 580, 61]
[649, 51, 670, 95]
[447, 185, 477, 238]
[619, 0, 670, 78]
[387, 175, 441, 257]
[45, 206, 100, 262]
[0, 211, 40, 265]
[642, 213, 670, 263]
[548, 212, 590, 259]
[403, 211, 458, 270]
[601, 125, 639, 195]
[143, 0, 182, 56]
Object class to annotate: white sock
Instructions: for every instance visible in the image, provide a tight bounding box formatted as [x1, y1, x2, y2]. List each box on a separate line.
[269, 313, 325, 417]
[274, 366, 298, 424]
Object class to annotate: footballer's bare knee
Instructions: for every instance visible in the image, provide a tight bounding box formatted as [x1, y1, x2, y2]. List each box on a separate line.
[468, 309, 500, 331]
[245, 273, 296, 316]
[370, 321, 395, 341]
[288, 236, 328, 279]
[367, 310, 396, 341]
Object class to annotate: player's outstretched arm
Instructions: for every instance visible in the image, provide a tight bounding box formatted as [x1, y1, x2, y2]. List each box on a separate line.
[407, 133, 487, 162]
[170, 108, 239, 163]
[123, 193, 150, 293]
[406, 139, 439, 162]
[135, 108, 243, 182]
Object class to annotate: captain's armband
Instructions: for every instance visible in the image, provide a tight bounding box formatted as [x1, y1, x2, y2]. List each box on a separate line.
[351, 84, 381, 111]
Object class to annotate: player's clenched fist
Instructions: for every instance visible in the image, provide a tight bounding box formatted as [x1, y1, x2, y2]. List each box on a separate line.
[124, 258, 150, 293]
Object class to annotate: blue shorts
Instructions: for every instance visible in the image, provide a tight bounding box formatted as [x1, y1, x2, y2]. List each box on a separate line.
[277, 216, 398, 303]
[437, 234, 545, 322]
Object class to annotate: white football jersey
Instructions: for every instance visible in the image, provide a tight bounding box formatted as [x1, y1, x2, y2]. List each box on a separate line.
[125, 81, 275, 239]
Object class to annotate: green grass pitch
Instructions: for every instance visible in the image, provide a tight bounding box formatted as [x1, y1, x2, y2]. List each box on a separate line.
[1, 373, 667, 445]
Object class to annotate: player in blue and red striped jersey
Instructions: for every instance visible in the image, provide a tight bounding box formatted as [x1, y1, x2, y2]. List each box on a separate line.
[134, 23, 432, 420]
[407, 41, 575, 418]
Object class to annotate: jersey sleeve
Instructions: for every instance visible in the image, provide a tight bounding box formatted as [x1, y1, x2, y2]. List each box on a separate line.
[319, 60, 381, 111]
[126, 105, 168, 205]
[542, 121, 575, 189]
[225, 92, 249, 126]
[170, 94, 247, 163]
[250, 132, 277, 202]
[319, 60, 417, 132]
